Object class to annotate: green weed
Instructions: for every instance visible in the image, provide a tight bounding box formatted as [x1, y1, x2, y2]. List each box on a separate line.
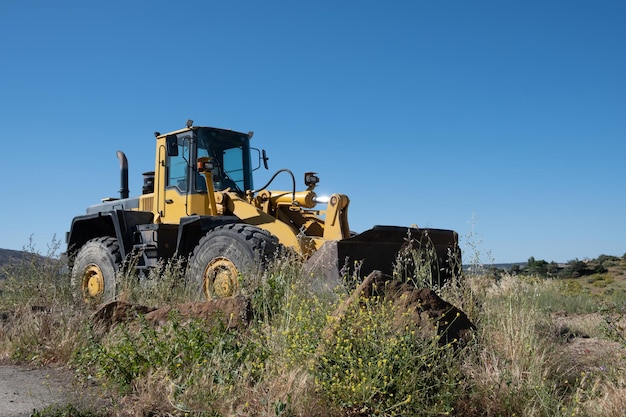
[30, 404, 102, 417]
[313, 295, 463, 416]
[3, 239, 626, 417]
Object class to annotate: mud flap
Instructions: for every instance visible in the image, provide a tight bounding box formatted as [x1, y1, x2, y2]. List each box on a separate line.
[306, 225, 460, 286]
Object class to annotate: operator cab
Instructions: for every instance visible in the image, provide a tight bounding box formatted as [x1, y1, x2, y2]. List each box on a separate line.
[166, 127, 254, 195]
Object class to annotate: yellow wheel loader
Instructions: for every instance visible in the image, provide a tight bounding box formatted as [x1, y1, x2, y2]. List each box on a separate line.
[67, 120, 461, 303]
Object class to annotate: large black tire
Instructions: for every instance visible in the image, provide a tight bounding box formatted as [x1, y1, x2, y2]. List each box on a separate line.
[70, 237, 122, 304]
[187, 223, 279, 299]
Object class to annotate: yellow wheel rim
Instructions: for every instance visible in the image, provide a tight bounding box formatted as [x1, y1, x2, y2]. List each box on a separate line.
[83, 264, 105, 299]
[204, 257, 239, 298]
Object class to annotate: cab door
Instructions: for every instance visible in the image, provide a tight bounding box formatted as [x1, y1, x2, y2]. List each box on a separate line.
[159, 132, 214, 224]
[159, 133, 191, 223]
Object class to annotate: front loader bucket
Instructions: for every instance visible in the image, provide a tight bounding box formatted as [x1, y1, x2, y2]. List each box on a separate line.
[306, 225, 461, 287]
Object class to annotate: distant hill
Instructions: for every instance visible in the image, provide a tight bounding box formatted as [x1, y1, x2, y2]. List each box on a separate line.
[493, 263, 526, 270]
[463, 263, 527, 271]
[0, 248, 30, 267]
[0, 248, 49, 280]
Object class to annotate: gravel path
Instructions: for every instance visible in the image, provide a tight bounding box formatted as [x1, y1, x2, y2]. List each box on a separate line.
[0, 365, 78, 417]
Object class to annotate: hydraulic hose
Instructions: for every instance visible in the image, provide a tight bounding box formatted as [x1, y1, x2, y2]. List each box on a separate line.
[251, 169, 296, 203]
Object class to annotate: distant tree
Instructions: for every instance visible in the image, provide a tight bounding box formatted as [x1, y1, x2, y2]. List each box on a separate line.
[486, 265, 503, 281]
[547, 261, 560, 276]
[594, 263, 607, 274]
[510, 264, 521, 274]
[527, 256, 548, 276]
[597, 254, 618, 263]
[559, 259, 591, 278]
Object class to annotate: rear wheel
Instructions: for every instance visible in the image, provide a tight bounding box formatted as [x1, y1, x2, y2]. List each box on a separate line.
[187, 223, 279, 299]
[71, 237, 121, 304]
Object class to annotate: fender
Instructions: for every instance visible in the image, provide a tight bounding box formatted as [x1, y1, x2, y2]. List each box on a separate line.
[66, 210, 154, 262]
[175, 215, 240, 257]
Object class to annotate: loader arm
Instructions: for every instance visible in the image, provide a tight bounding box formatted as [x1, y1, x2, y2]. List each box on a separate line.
[222, 192, 309, 253]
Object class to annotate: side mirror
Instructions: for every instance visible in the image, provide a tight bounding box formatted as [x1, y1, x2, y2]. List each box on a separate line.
[166, 134, 178, 157]
[251, 148, 269, 171]
[262, 149, 269, 170]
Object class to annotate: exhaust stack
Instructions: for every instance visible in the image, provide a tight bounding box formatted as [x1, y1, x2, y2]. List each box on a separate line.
[116, 151, 129, 199]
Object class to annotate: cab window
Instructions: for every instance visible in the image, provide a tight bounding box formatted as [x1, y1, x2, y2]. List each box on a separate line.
[167, 136, 190, 192]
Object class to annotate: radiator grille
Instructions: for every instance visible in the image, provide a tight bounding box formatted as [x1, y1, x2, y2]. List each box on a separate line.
[141, 196, 154, 212]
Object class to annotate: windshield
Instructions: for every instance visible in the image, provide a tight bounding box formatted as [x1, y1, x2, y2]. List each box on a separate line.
[195, 128, 253, 192]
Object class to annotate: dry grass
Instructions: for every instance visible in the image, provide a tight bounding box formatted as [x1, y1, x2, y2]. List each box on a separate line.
[2, 249, 626, 417]
[456, 273, 626, 417]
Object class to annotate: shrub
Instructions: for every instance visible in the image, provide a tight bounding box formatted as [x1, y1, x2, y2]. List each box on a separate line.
[0, 238, 71, 311]
[74, 315, 265, 414]
[313, 296, 462, 416]
[0, 239, 88, 365]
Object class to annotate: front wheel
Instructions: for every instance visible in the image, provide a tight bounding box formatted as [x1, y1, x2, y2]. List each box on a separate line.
[70, 237, 122, 304]
[187, 224, 279, 299]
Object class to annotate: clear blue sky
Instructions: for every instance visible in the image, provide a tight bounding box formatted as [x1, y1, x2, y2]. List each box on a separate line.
[1, 1, 624, 264]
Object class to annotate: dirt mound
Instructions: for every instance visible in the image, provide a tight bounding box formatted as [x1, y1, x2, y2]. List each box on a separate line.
[562, 337, 625, 371]
[145, 295, 251, 328]
[324, 270, 476, 346]
[92, 301, 156, 331]
[93, 295, 251, 331]
[551, 311, 626, 373]
[92, 272, 474, 348]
